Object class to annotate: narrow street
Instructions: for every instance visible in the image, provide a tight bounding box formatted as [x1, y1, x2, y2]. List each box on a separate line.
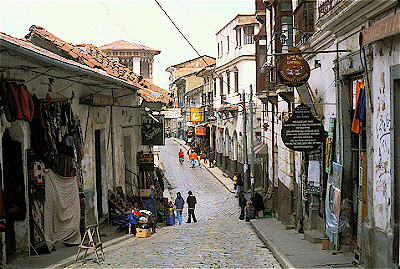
[72, 139, 280, 268]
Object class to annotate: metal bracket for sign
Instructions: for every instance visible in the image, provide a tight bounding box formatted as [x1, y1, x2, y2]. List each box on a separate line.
[273, 50, 350, 56]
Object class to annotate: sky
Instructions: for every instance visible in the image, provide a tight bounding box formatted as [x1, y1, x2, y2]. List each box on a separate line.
[0, 0, 255, 90]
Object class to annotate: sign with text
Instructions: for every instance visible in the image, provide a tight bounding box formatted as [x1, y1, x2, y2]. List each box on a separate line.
[281, 104, 325, 151]
[141, 115, 164, 145]
[196, 126, 206, 136]
[138, 153, 154, 171]
[277, 47, 310, 87]
[190, 108, 204, 122]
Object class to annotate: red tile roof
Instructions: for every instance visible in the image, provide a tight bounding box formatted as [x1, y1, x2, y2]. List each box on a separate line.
[99, 40, 160, 54]
[27, 25, 171, 104]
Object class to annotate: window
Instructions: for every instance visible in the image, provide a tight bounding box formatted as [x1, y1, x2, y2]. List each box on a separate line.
[244, 26, 255, 44]
[113, 52, 118, 55]
[120, 52, 125, 56]
[218, 43, 220, 57]
[227, 36, 230, 53]
[141, 61, 150, 78]
[219, 76, 224, 96]
[227, 72, 230, 94]
[236, 28, 242, 47]
[234, 71, 239, 92]
[220, 41, 223, 55]
[134, 51, 139, 56]
[214, 78, 217, 97]
[107, 52, 111, 55]
[127, 52, 132, 55]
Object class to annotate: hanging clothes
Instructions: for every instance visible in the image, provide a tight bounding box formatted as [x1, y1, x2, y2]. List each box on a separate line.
[18, 84, 35, 122]
[0, 79, 14, 122]
[351, 79, 366, 135]
[44, 169, 81, 248]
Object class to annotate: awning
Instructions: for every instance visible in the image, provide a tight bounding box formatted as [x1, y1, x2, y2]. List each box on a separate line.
[254, 143, 268, 159]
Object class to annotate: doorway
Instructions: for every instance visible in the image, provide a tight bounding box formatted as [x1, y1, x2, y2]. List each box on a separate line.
[2, 129, 26, 259]
[94, 129, 106, 219]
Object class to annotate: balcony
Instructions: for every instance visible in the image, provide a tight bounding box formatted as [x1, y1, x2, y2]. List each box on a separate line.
[276, 84, 294, 103]
[318, 0, 343, 18]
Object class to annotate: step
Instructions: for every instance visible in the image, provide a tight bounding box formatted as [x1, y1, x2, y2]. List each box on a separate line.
[304, 229, 324, 243]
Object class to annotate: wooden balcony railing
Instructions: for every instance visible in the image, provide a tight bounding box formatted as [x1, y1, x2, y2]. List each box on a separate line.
[318, 0, 343, 18]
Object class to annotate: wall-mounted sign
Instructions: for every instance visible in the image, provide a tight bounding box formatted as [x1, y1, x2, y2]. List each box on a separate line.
[141, 115, 164, 146]
[277, 47, 310, 87]
[281, 104, 325, 151]
[359, 12, 400, 47]
[190, 108, 204, 122]
[138, 153, 154, 171]
[196, 126, 206, 136]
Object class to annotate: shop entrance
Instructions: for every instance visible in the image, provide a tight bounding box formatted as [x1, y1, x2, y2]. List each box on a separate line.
[349, 77, 367, 251]
[95, 129, 106, 218]
[2, 129, 26, 259]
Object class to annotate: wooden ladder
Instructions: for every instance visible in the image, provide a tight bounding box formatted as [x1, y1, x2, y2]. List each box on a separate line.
[74, 224, 105, 264]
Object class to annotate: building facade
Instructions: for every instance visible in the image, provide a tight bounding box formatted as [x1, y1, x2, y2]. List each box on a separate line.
[255, 0, 400, 267]
[99, 40, 161, 83]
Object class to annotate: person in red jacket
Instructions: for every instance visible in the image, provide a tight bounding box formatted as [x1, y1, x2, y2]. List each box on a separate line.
[178, 149, 184, 164]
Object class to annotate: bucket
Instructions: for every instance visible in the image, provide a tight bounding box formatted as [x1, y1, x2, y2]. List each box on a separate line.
[321, 238, 329, 250]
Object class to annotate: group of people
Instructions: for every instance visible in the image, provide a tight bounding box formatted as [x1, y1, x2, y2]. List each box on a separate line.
[174, 191, 197, 225]
[178, 147, 215, 169]
[233, 172, 265, 222]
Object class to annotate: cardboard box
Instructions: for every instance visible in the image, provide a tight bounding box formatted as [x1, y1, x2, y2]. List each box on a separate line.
[136, 228, 151, 238]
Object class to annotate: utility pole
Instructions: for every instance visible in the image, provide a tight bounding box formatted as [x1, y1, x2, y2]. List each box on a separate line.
[242, 90, 248, 192]
[249, 85, 255, 197]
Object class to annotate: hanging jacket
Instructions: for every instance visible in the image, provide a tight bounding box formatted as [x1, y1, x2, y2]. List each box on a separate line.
[0, 80, 14, 122]
[18, 84, 35, 122]
[8, 82, 23, 120]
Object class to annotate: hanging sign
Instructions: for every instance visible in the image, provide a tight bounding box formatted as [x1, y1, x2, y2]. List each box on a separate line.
[277, 47, 310, 87]
[196, 126, 206, 136]
[281, 104, 325, 151]
[190, 108, 204, 122]
[141, 115, 165, 146]
[138, 153, 154, 171]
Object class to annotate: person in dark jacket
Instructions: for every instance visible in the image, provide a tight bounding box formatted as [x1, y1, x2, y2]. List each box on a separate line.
[174, 192, 185, 225]
[238, 191, 247, 220]
[186, 191, 197, 223]
[251, 192, 265, 218]
[235, 173, 244, 197]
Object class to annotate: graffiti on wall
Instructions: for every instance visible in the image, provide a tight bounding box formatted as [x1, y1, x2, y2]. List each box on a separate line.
[373, 72, 391, 230]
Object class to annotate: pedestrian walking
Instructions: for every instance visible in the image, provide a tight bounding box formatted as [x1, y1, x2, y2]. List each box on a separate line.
[189, 150, 197, 168]
[235, 173, 243, 197]
[238, 191, 247, 220]
[197, 153, 202, 167]
[245, 201, 256, 222]
[186, 191, 197, 223]
[202, 151, 207, 164]
[178, 149, 184, 164]
[208, 150, 215, 168]
[233, 172, 238, 190]
[174, 192, 185, 225]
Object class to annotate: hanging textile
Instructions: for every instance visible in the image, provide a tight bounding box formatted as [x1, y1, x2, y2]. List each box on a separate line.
[351, 78, 366, 135]
[44, 169, 81, 248]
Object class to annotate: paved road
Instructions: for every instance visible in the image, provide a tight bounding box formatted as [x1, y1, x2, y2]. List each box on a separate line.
[71, 139, 280, 268]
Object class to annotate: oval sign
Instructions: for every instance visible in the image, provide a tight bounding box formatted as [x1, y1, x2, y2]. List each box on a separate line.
[277, 47, 310, 87]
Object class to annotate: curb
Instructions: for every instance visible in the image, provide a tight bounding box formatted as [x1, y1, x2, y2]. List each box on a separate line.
[250, 220, 296, 269]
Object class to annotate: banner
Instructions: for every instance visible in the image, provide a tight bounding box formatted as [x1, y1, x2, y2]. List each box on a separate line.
[190, 108, 204, 122]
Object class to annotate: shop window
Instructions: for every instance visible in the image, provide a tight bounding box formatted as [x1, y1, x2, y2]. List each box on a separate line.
[244, 26, 255, 45]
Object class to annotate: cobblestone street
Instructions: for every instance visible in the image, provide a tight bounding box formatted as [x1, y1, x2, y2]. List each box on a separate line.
[71, 139, 280, 268]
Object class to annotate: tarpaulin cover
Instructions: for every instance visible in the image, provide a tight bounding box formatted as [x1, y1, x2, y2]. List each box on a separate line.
[44, 169, 81, 247]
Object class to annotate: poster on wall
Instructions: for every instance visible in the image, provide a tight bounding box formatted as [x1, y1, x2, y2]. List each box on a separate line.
[325, 162, 342, 249]
[326, 118, 335, 174]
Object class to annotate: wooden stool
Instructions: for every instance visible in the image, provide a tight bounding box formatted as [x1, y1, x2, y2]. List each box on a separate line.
[74, 224, 105, 264]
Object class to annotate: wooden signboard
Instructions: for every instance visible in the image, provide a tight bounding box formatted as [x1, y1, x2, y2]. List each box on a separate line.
[277, 47, 310, 87]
